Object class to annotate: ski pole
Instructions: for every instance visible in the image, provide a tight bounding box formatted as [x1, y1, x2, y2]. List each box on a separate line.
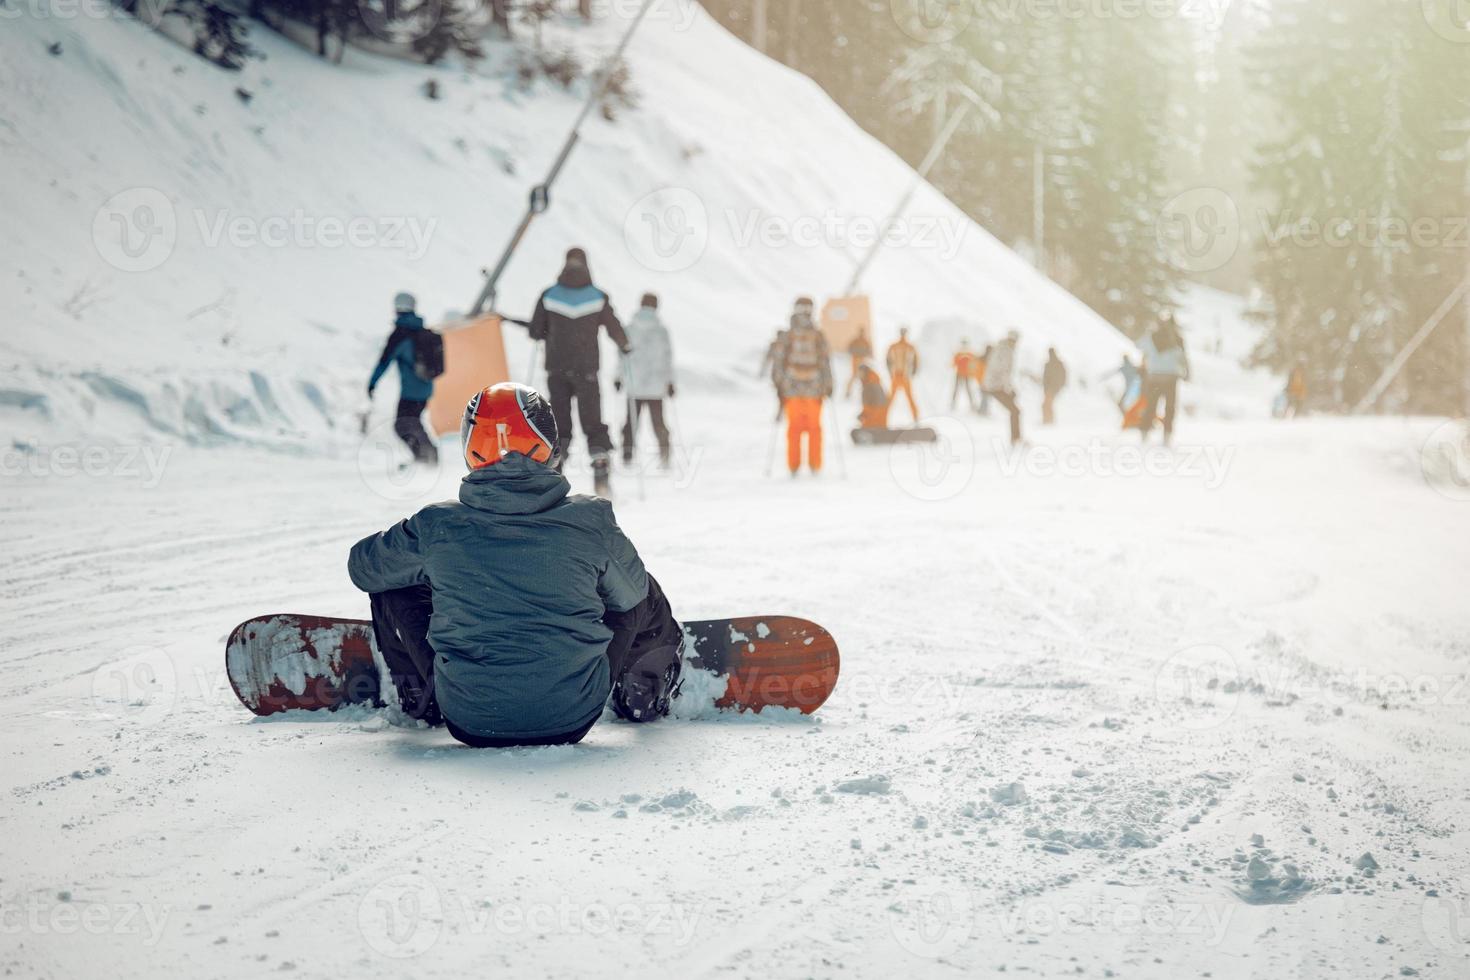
[763, 408, 783, 478]
[622, 356, 645, 502]
[826, 396, 848, 479]
[522, 339, 543, 387]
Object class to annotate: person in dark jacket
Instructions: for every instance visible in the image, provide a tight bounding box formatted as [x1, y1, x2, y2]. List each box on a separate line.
[347, 382, 684, 748]
[529, 248, 631, 494]
[368, 292, 438, 464]
[1041, 347, 1067, 425]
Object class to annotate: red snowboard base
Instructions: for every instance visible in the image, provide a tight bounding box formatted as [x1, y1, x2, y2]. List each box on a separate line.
[225, 614, 839, 718]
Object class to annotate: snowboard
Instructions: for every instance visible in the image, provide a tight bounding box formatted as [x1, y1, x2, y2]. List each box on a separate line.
[226, 613, 839, 719]
[850, 426, 938, 446]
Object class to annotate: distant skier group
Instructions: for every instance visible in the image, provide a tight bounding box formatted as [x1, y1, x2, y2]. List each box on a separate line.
[367, 246, 677, 498]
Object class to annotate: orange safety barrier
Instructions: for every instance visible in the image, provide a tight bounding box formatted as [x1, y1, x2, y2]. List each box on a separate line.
[426, 314, 511, 436]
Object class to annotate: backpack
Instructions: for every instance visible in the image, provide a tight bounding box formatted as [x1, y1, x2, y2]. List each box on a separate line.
[782, 328, 824, 384]
[411, 330, 445, 381]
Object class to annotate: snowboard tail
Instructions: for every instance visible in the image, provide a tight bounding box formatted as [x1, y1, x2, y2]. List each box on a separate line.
[225, 614, 838, 719]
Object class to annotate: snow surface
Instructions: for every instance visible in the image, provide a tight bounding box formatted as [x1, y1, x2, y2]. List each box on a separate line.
[3, 6, 1469, 980]
[4, 394, 1470, 979]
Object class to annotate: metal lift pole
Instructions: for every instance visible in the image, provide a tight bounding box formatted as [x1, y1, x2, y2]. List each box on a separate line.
[469, 0, 657, 317]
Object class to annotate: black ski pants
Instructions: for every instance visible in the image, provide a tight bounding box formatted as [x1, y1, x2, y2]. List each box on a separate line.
[547, 371, 612, 465]
[1140, 376, 1180, 442]
[368, 576, 682, 748]
[395, 399, 438, 464]
[988, 389, 1022, 445]
[621, 398, 671, 461]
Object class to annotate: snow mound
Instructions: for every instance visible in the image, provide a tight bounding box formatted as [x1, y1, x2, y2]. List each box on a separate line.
[2, 6, 1130, 447]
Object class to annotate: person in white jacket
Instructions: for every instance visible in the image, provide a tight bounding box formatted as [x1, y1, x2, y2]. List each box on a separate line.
[617, 293, 676, 467]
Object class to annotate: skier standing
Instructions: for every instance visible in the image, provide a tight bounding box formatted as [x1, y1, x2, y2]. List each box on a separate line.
[348, 383, 684, 748]
[886, 326, 921, 423]
[982, 330, 1023, 446]
[951, 340, 978, 411]
[528, 247, 630, 495]
[774, 307, 834, 475]
[1139, 314, 1191, 445]
[617, 293, 676, 468]
[1041, 347, 1068, 425]
[368, 291, 442, 465]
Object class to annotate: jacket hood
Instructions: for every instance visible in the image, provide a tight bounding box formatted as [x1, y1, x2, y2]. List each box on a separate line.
[630, 307, 663, 330]
[459, 455, 571, 515]
[395, 312, 425, 330]
[557, 260, 593, 290]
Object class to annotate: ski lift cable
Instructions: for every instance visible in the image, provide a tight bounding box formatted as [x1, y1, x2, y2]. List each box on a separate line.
[469, 0, 658, 319]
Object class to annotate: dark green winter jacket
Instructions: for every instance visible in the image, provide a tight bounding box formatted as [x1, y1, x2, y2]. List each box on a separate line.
[347, 456, 649, 739]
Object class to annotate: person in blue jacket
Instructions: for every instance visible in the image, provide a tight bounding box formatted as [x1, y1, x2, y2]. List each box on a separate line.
[348, 382, 684, 748]
[368, 292, 437, 464]
[1139, 313, 1191, 445]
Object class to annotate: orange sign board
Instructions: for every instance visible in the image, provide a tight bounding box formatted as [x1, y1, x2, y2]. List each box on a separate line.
[427, 314, 511, 436]
[820, 295, 872, 353]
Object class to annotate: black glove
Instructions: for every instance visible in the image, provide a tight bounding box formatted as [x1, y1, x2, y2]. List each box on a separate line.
[667, 383, 676, 399]
[614, 379, 623, 393]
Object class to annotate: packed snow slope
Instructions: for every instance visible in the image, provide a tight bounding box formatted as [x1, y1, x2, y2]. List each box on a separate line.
[0, 5, 1130, 448]
[3, 397, 1469, 979]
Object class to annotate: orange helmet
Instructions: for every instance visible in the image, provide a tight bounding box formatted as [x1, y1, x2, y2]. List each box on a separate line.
[461, 383, 559, 471]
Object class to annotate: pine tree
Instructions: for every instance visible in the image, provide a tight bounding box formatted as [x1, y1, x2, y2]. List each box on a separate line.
[1249, 0, 1470, 411]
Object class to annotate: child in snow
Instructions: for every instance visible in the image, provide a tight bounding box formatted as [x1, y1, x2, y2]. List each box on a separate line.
[348, 383, 684, 748]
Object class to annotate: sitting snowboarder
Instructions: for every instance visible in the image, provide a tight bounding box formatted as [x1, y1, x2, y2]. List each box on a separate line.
[857, 362, 889, 430]
[348, 383, 684, 748]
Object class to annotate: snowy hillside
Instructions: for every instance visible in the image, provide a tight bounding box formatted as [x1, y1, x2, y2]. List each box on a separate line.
[0, 6, 1130, 448]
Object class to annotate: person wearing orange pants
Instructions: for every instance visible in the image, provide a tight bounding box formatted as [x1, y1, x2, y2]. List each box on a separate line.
[784, 396, 824, 473]
[772, 304, 834, 476]
[886, 327, 921, 424]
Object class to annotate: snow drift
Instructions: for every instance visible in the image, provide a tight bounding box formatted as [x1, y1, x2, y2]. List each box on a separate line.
[0, 3, 1134, 449]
